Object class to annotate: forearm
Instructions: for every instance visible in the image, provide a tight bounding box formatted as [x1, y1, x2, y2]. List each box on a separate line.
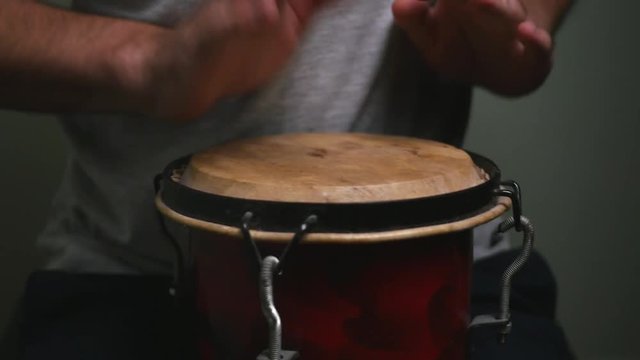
[0, 0, 167, 115]
[522, 0, 573, 33]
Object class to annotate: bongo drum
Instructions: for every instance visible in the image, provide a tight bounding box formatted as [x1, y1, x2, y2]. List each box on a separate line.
[155, 133, 534, 360]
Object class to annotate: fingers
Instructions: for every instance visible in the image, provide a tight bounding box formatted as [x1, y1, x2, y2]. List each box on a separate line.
[392, 0, 434, 52]
[392, 0, 430, 29]
[227, 0, 283, 30]
[287, 0, 318, 24]
[279, 0, 304, 42]
[516, 20, 552, 82]
[517, 20, 552, 54]
[391, 0, 553, 94]
[193, 0, 284, 34]
[253, 0, 281, 26]
[473, 0, 526, 23]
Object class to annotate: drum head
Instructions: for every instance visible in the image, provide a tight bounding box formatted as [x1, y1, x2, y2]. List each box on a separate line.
[156, 133, 510, 242]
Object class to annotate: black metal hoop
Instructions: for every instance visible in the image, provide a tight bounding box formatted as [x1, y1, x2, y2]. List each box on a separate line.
[157, 152, 502, 234]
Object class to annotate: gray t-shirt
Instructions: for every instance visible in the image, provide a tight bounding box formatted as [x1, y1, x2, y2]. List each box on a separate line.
[38, 0, 479, 274]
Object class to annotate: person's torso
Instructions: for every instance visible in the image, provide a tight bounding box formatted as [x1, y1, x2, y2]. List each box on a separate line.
[39, 0, 472, 274]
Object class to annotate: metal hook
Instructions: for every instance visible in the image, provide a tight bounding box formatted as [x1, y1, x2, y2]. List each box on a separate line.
[469, 215, 535, 343]
[241, 212, 264, 270]
[154, 174, 186, 299]
[494, 180, 523, 231]
[240, 212, 318, 276]
[276, 215, 318, 275]
[241, 213, 316, 360]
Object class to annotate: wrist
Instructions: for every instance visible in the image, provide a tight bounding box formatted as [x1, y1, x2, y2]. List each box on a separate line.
[112, 24, 227, 122]
[108, 26, 172, 118]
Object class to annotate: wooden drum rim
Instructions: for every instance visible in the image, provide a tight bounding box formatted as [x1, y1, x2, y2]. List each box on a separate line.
[155, 195, 510, 243]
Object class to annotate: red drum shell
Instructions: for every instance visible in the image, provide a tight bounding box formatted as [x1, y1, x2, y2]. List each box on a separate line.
[192, 231, 471, 360]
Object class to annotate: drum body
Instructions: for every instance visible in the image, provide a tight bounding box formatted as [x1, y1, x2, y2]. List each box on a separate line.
[156, 133, 511, 360]
[192, 230, 471, 360]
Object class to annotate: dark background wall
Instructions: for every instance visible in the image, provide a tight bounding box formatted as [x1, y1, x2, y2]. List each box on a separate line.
[465, 1, 640, 358]
[1, 0, 637, 359]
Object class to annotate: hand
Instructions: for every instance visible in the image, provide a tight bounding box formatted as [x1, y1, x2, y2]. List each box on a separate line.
[392, 0, 553, 96]
[125, 0, 326, 121]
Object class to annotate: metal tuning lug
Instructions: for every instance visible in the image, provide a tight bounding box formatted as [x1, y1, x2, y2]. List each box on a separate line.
[256, 256, 303, 360]
[468, 213, 535, 344]
[468, 314, 512, 344]
[257, 350, 300, 360]
[243, 214, 317, 360]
